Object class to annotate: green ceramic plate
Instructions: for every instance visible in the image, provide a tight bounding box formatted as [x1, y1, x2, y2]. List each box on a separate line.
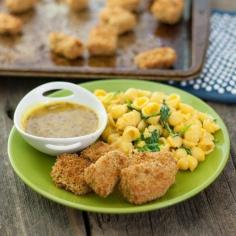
[8, 80, 230, 214]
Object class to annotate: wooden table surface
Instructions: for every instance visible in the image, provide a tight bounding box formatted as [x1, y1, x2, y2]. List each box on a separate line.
[1, 1, 236, 236]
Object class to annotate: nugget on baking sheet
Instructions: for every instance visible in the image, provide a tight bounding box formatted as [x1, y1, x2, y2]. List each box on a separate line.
[51, 153, 91, 195]
[84, 150, 129, 197]
[66, 0, 88, 11]
[81, 141, 114, 162]
[0, 13, 22, 35]
[134, 47, 177, 69]
[5, 0, 37, 14]
[107, 0, 140, 12]
[87, 25, 118, 56]
[49, 32, 84, 60]
[151, 0, 184, 25]
[99, 7, 136, 35]
[120, 152, 177, 204]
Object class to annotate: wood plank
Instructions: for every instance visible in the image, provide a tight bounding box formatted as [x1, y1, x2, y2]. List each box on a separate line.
[212, 0, 236, 9]
[87, 153, 236, 236]
[1, 1, 236, 236]
[1, 78, 236, 236]
[86, 102, 236, 235]
[87, 102, 236, 236]
[0, 78, 86, 236]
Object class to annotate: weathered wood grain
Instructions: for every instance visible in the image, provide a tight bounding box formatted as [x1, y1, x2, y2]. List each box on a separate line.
[87, 159, 236, 236]
[1, 77, 236, 236]
[212, 0, 236, 10]
[86, 99, 236, 235]
[1, 1, 236, 234]
[0, 78, 86, 236]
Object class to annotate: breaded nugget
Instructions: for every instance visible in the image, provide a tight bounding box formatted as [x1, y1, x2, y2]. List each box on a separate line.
[107, 0, 140, 12]
[66, 0, 88, 11]
[130, 151, 176, 167]
[134, 47, 177, 69]
[99, 7, 136, 35]
[51, 153, 92, 195]
[84, 150, 129, 197]
[5, 0, 37, 14]
[0, 13, 22, 35]
[81, 141, 114, 162]
[87, 25, 118, 56]
[49, 32, 84, 60]
[120, 152, 177, 204]
[151, 0, 184, 25]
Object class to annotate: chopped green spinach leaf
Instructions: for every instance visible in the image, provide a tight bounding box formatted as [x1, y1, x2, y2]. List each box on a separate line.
[159, 101, 178, 136]
[135, 130, 160, 152]
[181, 146, 192, 155]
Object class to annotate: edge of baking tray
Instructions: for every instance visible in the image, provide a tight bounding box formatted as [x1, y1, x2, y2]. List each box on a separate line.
[0, 0, 210, 80]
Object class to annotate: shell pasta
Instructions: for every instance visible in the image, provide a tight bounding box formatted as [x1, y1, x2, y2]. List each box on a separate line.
[94, 88, 220, 172]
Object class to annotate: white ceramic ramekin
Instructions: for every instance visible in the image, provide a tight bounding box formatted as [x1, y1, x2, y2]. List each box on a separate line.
[14, 82, 108, 156]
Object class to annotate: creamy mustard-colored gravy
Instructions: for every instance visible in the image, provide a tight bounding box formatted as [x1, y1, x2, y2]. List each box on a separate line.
[22, 102, 98, 138]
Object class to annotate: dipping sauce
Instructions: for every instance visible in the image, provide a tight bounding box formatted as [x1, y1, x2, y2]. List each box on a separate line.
[22, 102, 99, 138]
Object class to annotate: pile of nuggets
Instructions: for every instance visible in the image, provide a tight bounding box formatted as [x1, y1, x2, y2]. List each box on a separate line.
[51, 141, 178, 205]
[48, 0, 182, 68]
[0, 0, 184, 69]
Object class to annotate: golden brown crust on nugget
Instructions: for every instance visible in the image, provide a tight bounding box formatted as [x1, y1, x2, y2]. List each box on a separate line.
[134, 47, 177, 69]
[49, 32, 84, 60]
[151, 0, 184, 25]
[0, 13, 22, 35]
[84, 150, 129, 197]
[5, 0, 37, 14]
[107, 0, 140, 12]
[120, 151, 177, 204]
[66, 0, 88, 11]
[81, 141, 114, 162]
[99, 7, 136, 35]
[130, 151, 177, 166]
[87, 25, 118, 56]
[51, 153, 91, 195]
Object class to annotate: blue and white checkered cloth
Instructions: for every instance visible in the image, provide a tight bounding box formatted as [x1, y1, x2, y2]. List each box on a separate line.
[169, 10, 236, 103]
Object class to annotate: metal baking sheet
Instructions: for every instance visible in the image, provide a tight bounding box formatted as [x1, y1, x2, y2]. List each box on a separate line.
[0, 0, 209, 80]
